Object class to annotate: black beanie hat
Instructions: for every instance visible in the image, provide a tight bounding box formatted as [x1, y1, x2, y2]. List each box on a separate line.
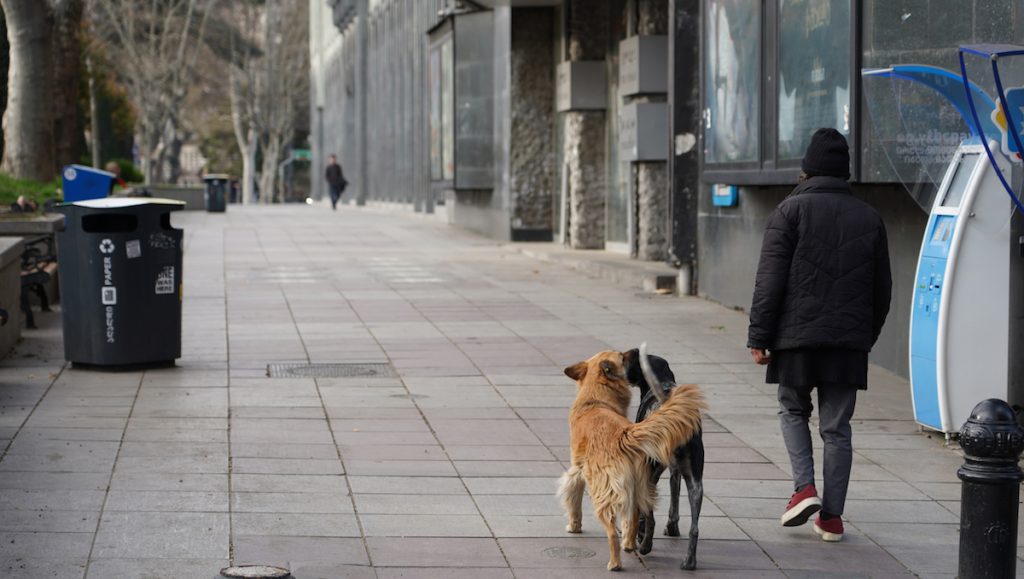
[801, 128, 850, 179]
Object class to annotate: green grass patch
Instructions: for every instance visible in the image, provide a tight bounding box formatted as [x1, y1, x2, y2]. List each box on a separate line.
[0, 173, 61, 208]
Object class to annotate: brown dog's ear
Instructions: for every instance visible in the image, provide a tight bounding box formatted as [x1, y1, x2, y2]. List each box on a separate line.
[564, 361, 588, 381]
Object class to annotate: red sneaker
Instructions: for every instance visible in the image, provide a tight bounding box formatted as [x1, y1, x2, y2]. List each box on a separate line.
[781, 484, 822, 527]
[813, 515, 844, 542]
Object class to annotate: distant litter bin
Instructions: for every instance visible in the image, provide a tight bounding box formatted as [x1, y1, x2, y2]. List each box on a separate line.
[203, 174, 229, 212]
[56, 198, 185, 367]
[62, 165, 115, 203]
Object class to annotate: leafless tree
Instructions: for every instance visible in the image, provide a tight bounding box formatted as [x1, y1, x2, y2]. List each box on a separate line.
[89, 0, 216, 184]
[229, 0, 308, 204]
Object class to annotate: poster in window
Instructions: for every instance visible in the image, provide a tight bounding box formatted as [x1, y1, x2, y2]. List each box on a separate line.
[777, 0, 851, 161]
[704, 0, 760, 164]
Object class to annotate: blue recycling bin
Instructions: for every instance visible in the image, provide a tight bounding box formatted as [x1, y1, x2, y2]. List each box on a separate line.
[62, 165, 115, 203]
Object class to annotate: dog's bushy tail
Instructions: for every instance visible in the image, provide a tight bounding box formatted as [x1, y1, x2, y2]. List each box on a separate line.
[621, 383, 705, 465]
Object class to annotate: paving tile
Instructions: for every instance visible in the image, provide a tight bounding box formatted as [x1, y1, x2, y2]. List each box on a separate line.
[84, 558, 228, 579]
[231, 492, 354, 514]
[641, 538, 778, 573]
[92, 511, 229, 559]
[233, 536, 370, 566]
[366, 537, 506, 567]
[0, 489, 106, 511]
[445, 445, 557, 461]
[233, 513, 361, 537]
[354, 493, 478, 515]
[343, 459, 458, 477]
[109, 472, 228, 492]
[360, 514, 491, 537]
[232, 458, 344, 475]
[231, 474, 347, 494]
[104, 490, 227, 512]
[0, 510, 98, 533]
[454, 460, 564, 478]
[347, 476, 467, 495]
[377, 568, 513, 579]
[0, 532, 94, 559]
[231, 442, 340, 460]
[464, 477, 561, 495]
[498, 537, 629, 570]
[0, 557, 87, 579]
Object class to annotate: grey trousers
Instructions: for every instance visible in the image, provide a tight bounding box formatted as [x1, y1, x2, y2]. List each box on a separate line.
[778, 385, 858, 516]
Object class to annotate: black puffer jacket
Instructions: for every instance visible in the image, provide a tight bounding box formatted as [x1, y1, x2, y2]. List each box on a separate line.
[747, 176, 892, 352]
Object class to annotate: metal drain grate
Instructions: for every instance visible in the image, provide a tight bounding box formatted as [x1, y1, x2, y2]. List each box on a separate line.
[542, 546, 596, 560]
[266, 363, 397, 378]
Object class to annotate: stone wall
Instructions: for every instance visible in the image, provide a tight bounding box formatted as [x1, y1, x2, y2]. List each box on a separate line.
[633, 0, 669, 260]
[566, 112, 606, 248]
[564, 0, 607, 249]
[510, 9, 555, 234]
[636, 163, 668, 260]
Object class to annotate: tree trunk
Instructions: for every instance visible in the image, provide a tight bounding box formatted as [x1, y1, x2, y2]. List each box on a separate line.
[1, 0, 56, 181]
[259, 136, 280, 204]
[139, 121, 161, 185]
[50, 0, 84, 169]
[86, 56, 100, 168]
[241, 132, 257, 204]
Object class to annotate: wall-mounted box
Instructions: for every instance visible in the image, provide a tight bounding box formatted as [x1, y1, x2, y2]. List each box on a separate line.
[619, 35, 668, 96]
[556, 61, 608, 112]
[712, 184, 739, 207]
[620, 102, 668, 161]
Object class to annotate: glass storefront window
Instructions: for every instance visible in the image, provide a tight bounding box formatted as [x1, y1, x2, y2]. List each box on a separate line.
[777, 0, 851, 160]
[428, 32, 454, 182]
[441, 39, 455, 181]
[704, 0, 760, 164]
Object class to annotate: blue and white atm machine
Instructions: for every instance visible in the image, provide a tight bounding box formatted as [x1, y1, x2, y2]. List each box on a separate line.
[909, 143, 1013, 433]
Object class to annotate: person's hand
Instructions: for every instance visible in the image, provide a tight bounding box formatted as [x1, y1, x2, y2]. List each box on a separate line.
[750, 348, 771, 365]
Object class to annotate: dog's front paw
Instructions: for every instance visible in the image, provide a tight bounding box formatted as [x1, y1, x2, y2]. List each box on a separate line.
[680, 556, 697, 571]
[607, 562, 622, 572]
[664, 522, 680, 537]
[566, 522, 582, 533]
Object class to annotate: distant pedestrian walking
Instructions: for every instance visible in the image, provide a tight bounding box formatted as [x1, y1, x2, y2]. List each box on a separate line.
[325, 154, 347, 210]
[747, 128, 892, 543]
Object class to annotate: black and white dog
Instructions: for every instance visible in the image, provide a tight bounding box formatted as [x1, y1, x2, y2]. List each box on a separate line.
[625, 344, 705, 571]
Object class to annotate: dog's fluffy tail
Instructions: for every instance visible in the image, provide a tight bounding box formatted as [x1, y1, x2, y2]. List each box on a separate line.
[622, 383, 705, 465]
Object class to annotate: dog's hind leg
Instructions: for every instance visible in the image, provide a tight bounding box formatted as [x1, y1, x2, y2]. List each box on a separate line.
[665, 467, 682, 537]
[638, 462, 664, 555]
[597, 507, 622, 571]
[558, 467, 585, 533]
[680, 441, 705, 571]
[621, 505, 639, 553]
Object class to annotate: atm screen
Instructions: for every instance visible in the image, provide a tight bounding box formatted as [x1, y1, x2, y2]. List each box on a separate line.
[940, 152, 981, 208]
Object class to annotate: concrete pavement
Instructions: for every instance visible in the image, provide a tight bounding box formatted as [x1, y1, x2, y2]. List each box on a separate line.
[0, 202, 997, 578]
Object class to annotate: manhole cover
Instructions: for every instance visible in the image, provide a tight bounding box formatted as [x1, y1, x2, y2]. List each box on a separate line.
[542, 546, 596, 560]
[266, 363, 397, 378]
[220, 565, 291, 579]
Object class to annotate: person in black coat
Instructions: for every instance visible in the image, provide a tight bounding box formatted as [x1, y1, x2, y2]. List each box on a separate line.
[747, 128, 892, 542]
[325, 154, 347, 210]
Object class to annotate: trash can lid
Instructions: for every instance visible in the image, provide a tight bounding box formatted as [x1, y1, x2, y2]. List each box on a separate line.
[203, 174, 231, 181]
[63, 164, 116, 179]
[61, 197, 187, 208]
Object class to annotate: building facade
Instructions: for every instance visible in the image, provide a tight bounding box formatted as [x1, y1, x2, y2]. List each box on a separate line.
[310, 0, 1024, 379]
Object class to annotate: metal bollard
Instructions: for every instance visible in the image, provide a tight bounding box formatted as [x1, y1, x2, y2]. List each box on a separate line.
[957, 399, 1024, 579]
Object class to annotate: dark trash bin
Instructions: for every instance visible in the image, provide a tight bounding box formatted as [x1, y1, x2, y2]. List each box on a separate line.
[203, 174, 229, 212]
[56, 198, 185, 367]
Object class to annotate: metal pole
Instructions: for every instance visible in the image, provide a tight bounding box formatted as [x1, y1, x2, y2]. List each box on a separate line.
[356, 0, 369, 206]
[957, 398, 1024, 579]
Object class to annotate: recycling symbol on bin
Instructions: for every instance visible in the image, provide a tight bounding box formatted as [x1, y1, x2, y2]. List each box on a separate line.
[99, 239, 115, 254]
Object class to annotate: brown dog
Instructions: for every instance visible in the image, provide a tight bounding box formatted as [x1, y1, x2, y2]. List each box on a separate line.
[558, 350, 706, 571]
